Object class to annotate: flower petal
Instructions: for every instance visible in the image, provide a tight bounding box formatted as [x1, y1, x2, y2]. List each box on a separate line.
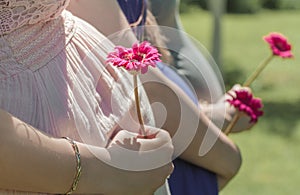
[227, 89, 264, 123]
[263, 32, 293, 58]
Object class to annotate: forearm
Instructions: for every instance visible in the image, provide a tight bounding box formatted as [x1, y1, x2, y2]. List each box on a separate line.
[0, 109, 111, 194]
[180, 112, 241, 180]
[0, 108, 174, 194]
[141, 68, 241, 186]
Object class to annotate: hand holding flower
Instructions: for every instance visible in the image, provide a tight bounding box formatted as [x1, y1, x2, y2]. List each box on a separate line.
[222, 85, 254, 133]
[106, 127, 174, 194]
[224, 89, 264, 135]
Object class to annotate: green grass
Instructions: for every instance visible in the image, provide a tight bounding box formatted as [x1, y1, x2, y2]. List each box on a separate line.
[180, 8, 300, 195]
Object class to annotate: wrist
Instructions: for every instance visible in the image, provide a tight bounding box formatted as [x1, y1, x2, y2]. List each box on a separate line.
[62, 137, 82, 195]
[74, 143, 111, 194]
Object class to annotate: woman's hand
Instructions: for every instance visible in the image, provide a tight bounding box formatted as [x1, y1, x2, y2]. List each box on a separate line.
[224, 84, 255, 133]
[201, 84, 255, 133]
[105, 127, 174, 195]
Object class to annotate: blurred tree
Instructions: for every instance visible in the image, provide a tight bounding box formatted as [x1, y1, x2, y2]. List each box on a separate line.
[262, 0, 281, 9]
[226, 0, 262, 13]
[179, 0, 208, 12]
[180, 0, 300, 12]
[180, 0, 263, 13]
[262, 0, 300, 9]
[209, 0, 226, 67]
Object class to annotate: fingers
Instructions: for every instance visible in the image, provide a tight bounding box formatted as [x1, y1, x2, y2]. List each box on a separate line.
[230, 84, 252, 93]
[109, 128, 173, 153]
[107, 127, 174, 168]
[105, 127, 174, 194]
[111, 127, 172, 146]
[216, 84, 252, 104]
[136, 128, 174, 153]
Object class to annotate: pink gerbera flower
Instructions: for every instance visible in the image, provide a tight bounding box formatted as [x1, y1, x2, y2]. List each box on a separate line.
[106, 41, 162, 137]
[227, 90, 264, 123]
[263, 32, 293, 58]
[106, 41, 161, 74]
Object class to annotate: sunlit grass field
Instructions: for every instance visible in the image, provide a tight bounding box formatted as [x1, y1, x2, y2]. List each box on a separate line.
[180, 7, 300, 195]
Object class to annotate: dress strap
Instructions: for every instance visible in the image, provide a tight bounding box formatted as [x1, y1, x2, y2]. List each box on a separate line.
[129, 0, 146, 27]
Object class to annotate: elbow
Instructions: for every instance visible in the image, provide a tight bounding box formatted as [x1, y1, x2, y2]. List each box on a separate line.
[218, 145, 242, 190]
[225, 143, 242, 179]
[226, 149, 242, 179]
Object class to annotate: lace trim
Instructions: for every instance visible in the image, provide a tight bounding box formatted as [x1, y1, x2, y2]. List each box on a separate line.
[0, 10, 76, 79]
[0, 0, 70, 35]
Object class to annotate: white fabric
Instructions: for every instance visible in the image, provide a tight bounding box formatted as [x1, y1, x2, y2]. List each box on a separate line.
[0, 1, 156, 194]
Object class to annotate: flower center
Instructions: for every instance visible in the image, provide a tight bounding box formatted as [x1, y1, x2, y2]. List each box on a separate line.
[133, 52, 146, 62]
[275, 42, 286, 51]
[123, 53, 133, 60]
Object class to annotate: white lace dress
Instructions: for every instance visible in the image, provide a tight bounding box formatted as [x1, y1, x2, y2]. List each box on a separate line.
[0, 0, 157, 194]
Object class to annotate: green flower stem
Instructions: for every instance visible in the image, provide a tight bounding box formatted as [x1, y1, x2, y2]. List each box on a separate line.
[224, 113, 240, 135]
[133, 74, 146, 136]
[243, 54, 274, 87]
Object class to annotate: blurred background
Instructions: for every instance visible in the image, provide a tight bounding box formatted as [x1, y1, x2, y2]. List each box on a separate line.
[179, 0, 300, 194]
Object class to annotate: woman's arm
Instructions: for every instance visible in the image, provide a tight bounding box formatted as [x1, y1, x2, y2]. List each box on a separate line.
[0, 109, 173, 194]
[0, 109, 104, 194]
[141, 68, 242, 190]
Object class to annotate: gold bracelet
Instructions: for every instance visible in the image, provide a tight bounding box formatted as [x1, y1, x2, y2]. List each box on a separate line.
[62, 137, 82, 195]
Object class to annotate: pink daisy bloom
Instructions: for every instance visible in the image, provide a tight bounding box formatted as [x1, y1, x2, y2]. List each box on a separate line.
[106, 41, 161, 74]
[227, 90, 264, 123]
[263, 32, 293, 58]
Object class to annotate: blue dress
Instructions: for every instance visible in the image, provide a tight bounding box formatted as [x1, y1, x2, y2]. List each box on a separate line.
[117, 1, 218, 194]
